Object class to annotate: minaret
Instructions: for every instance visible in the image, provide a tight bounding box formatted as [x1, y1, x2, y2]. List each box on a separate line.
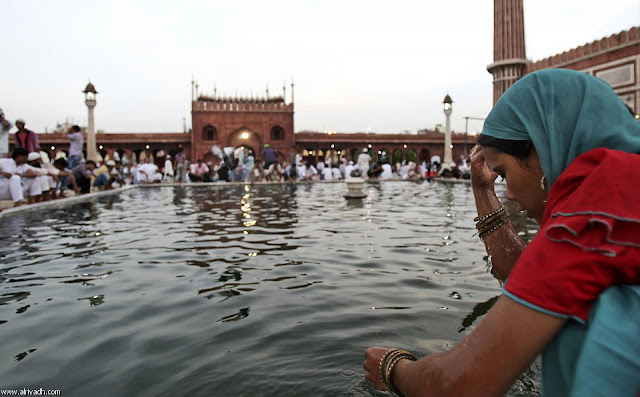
[291, 78, 295, 104]
[487, 0, 528, 104]
[282, 82, 286, 103]
[83, 82, 98, 162]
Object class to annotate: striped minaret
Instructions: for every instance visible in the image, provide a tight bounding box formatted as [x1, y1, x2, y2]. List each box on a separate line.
[487, 0, 528, 104]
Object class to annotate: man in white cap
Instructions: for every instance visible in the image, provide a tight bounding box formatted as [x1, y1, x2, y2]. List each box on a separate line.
[0, 108, 12, 158]
[24, 152, 56, 201]
[344, 160, 356, 180]
[14, 119, 40, 153]
[357, 148, 372, 179]
[93, 159, 122, 190]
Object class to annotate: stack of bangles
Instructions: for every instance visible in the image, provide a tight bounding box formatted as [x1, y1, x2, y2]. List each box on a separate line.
[474, 205, 510, 239]
[379, 349, 418, 397]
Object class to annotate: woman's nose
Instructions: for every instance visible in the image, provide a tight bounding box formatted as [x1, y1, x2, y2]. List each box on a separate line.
[505, 185, 515, 201]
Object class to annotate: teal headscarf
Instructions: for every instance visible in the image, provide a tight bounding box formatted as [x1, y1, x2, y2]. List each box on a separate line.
[481, 69, 640, 188]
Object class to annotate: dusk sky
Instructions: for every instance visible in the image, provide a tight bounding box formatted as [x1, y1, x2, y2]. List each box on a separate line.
[2, 0, 638, 135]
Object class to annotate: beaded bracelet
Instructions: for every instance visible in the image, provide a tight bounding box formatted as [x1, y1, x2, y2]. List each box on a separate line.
[379, 349, 418, 397]
[478, 216, 510, 239]
[473, 205, 505, 223]
[475, 205, 510, 239]
[476, 211, 509, 234]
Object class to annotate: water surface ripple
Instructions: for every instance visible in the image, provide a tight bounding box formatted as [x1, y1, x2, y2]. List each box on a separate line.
[0, 182, 539, 396]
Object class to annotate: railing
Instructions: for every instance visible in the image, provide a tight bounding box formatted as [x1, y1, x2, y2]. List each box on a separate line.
[192, 101, 294, 112]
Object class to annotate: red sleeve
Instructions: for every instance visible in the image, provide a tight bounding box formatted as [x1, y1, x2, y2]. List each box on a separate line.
[504, 218, 639, 323]
[504, 149, 640, 323]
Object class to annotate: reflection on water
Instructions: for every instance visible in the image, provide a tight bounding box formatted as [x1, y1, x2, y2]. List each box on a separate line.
[0, 182, 540, 396]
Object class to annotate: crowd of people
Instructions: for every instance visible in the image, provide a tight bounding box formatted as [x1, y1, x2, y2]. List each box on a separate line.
[0, 114, 128, 208]
[169, 145, 472, 185]
[0, 108, 472, 209]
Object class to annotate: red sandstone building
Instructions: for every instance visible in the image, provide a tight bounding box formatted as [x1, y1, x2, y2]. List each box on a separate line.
[489, 0, 640, 114]
[31, 1, 640, 166]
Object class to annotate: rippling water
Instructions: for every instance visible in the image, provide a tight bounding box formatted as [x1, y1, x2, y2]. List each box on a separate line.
[0, 181, 540, 396]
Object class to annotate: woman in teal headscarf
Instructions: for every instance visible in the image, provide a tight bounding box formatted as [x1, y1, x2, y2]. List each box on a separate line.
[363, 69, 640, 396]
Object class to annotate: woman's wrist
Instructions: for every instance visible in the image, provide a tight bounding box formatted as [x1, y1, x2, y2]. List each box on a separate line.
[391, 356, 419, 397]
[379, 350, 418, 396]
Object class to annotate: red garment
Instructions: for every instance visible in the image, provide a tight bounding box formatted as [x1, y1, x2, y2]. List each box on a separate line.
[504, 148, 640, 323]
[14, 129, 40, 153]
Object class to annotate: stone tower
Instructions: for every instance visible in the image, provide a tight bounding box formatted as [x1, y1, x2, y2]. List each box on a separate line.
[83, 82, 98, 162]
[487, 0, 528, 104]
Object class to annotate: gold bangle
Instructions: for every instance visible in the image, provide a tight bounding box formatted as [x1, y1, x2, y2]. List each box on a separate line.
[380, 349, 418, 397]
[379, 349, 395, 388]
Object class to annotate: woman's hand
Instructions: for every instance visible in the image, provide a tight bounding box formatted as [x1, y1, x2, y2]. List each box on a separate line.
[470, 145, 498, 191]
[363, 347, 394, 391]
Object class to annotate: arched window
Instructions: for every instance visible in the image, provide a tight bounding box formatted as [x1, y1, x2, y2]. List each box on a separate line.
[202, 125, 218, 141]
[270, 126, 285, 141]
[392, 148, 404, 165]
[406, 148, 418, 163]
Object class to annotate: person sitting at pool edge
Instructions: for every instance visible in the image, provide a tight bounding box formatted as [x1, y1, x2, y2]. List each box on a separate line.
[72, 160, 98, 194]
[189, 158, 209, 182]
[363, 69, 640, 396]
[0, 148, 41, 206]
[52, 158, 80, 196]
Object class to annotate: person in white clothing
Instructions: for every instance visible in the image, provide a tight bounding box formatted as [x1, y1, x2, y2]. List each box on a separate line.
[266, 161, 285, 182]
[331, 167, 342, 180]
[321, 166, 333, 180]
[344, 161, 356, 180]
[163, 155, 174, 182]
[380, 163, 393, 179]
[0, 109, 13, 158]
[138, 158, 162, 184]
[25, 152, 56, 201]
[296, 162, 307, 180]
[0, 148, 41, 205]
[357, 148, 372, 180]
[303, 161, 318, 181]
[0, 150, 26, 205]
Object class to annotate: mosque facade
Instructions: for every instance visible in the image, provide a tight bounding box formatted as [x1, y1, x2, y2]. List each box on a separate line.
[191, 93, 295, 164]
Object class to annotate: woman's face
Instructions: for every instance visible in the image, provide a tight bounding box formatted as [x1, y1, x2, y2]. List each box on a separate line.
[482, 146, 547, 224]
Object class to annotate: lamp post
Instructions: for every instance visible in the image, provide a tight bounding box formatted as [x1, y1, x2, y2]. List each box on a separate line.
[443, 94, 453, 164]
[83, 82, 98, 162]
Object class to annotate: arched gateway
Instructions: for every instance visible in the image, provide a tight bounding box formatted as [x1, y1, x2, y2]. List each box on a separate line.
[191, 91, 294, 163]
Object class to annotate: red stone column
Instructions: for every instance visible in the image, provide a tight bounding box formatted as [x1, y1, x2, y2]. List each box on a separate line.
[487, 0, 528, 104]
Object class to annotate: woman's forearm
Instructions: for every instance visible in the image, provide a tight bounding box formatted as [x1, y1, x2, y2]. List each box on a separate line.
[473, 187, 526, 281]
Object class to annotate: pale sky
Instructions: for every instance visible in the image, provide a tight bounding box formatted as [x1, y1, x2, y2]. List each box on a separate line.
[2, 0, 639, 135]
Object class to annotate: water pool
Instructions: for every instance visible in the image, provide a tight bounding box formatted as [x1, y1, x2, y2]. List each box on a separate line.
[0, 181, 540, 396]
